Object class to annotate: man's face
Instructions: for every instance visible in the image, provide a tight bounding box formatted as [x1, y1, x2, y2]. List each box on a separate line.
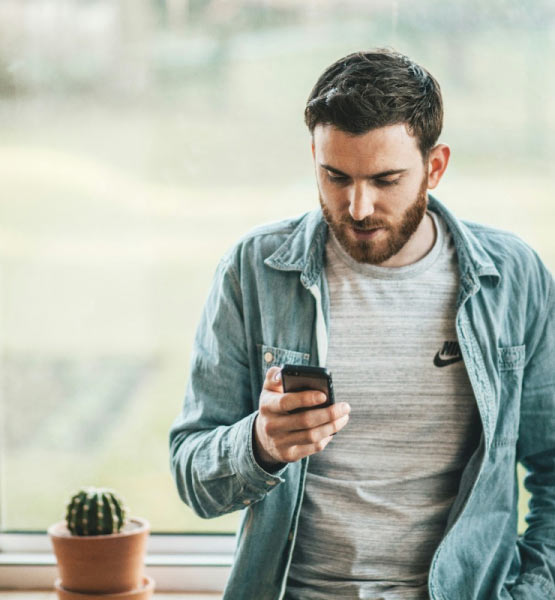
[313, 123, 430, 265]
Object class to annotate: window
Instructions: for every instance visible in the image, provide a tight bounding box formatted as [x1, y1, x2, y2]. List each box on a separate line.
[1, 0, 553, 590]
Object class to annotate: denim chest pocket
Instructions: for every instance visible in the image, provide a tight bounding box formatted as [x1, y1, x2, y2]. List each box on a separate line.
[258, 344, 311, 378]
[493, 344, 526, 448]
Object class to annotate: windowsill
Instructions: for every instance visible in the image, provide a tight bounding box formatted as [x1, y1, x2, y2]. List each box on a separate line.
[0, 593, 222, 599]
[0, 559, 231, 592]
[0, 534, 233, 592]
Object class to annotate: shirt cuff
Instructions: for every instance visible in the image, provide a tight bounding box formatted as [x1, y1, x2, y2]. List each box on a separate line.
[232, 411, 288, 492]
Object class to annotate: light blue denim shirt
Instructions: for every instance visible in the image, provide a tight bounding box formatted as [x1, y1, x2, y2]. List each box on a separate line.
[169, 195, 555, 600]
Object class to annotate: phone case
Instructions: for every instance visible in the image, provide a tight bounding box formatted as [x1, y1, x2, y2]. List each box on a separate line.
[281, 364, 334, 411]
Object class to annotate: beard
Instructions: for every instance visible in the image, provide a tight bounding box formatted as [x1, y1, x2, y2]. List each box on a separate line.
[320, 175, 429, 265]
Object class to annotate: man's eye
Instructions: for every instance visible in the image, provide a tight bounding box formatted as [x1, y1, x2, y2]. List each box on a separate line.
[375, 178, 400, 187]
[326, 172, 349, 184]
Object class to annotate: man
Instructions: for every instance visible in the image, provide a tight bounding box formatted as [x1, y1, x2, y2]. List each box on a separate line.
[169, 49, 555, 600]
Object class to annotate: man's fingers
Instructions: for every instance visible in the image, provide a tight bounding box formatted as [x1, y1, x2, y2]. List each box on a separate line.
[288, 413, 350, 444]
[263, 366, 284, 393]
[279, 435, 335, 463]
[280, 411, 350, 462]
[261, 389, 327, 415]
[261, 404, 351, 438]
[257, 367, 350, 466]
[279, 390, 328, 414]
[262, 367, 329, 413]
[288, 401, 350, 429]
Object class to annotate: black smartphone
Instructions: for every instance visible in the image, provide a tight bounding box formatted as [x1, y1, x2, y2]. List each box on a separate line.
[281, 364, 334, 413]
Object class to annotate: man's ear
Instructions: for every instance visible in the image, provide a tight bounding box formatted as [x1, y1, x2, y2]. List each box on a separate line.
[311, 138, 315, 159]
[427, 144, 450, 190]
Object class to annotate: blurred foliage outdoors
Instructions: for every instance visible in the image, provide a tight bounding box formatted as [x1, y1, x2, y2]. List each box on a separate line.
[0, 0, 553, 534]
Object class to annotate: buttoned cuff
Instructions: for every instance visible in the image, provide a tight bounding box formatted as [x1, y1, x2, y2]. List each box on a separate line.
[232, 411, 287, 493]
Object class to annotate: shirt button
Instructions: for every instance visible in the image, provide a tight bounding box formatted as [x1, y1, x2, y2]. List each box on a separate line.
[264, 352, 274, 363]
[243, 499, 251, 505]
[266, 480, 276, 486]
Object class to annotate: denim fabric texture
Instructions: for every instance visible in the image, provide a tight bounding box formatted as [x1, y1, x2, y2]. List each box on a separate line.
[169, 195, 555, 600]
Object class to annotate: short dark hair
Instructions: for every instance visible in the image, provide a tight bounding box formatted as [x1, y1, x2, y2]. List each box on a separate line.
[305, 49, 443, 158]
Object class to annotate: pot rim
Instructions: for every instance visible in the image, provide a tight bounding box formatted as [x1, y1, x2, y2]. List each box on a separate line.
[48, 516, 150, 540]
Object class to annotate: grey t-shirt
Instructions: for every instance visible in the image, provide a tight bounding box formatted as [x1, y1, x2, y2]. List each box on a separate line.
[285, 212, 481, 600]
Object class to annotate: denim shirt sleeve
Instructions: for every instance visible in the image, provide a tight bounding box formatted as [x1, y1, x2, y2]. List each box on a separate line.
[509, 268, 555, 599]
[168, 254, 287, 519]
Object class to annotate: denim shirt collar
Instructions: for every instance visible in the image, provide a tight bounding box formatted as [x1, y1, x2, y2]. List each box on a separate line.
[264, 194, 501, 296]
[264, 208, 329, 289]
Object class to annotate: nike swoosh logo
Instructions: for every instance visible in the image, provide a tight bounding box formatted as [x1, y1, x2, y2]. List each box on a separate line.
[433, 352, 463, 367]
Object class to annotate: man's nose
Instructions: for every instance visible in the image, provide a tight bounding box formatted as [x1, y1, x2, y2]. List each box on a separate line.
[349, 182, 375, 222]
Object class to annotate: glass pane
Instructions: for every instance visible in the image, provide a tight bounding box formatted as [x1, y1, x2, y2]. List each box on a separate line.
[0, 0, 552, 534]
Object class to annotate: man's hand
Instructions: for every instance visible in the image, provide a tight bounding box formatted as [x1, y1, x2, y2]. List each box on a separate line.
[253, 366, 351, 470]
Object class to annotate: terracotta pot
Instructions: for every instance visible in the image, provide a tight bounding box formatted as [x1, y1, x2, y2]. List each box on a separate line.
[54, 576, 155, 600]
[48, 517, 150, 594]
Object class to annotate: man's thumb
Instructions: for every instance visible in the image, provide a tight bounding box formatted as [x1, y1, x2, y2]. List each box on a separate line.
[264, 366, 284, 391]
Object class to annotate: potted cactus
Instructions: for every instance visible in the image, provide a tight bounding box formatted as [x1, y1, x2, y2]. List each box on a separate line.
[48, 487, 154, 599]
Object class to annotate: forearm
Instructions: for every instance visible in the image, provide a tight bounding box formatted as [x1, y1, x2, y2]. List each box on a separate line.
[170, 410, 287, 519]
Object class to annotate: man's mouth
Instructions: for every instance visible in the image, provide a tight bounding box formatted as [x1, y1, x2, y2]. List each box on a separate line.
[351, 225, 385, 239]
